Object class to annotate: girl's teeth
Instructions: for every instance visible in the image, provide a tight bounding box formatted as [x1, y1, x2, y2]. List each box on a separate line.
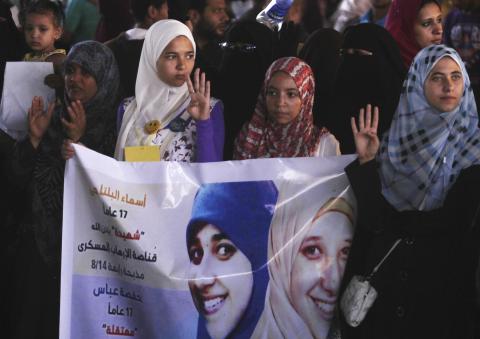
[313, 298, 335, 315]
[204, 296, 225, 313]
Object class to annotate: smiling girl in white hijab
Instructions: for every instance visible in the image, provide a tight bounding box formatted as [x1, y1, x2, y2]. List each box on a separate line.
[252, 179, 356, 339]
[114, 19, 224, 162]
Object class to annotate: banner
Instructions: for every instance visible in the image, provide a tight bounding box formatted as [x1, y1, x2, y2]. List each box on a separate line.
[60, 145, 357, 339]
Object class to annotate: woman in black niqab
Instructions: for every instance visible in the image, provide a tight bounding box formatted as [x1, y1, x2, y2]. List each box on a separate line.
[218, 20, 276, 160]
[326, 23, 406, 154]
[299, 28, 343, 128]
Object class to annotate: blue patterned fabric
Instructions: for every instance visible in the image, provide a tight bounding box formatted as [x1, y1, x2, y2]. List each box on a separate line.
[378, 44, 480, 211]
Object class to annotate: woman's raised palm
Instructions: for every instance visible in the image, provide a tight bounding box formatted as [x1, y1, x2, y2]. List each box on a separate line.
[351, 104, 380, 164]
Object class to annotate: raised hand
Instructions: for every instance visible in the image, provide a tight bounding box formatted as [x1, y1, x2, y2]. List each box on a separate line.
[351, 104, 380, 164]
[28, 96, 55, 149]
[61, 100, 86, 142]
[187, 68, 211, 121]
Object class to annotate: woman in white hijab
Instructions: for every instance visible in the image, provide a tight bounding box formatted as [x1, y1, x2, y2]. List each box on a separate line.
[114, 19, 224, 162]
[252, 178, 356, 339]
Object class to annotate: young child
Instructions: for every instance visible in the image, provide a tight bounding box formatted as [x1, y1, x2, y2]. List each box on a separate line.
[20, 0, 66, 88]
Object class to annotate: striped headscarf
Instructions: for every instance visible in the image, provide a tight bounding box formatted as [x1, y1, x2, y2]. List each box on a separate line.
[379, 44, 480, 211]
[233, 57, 325, 159]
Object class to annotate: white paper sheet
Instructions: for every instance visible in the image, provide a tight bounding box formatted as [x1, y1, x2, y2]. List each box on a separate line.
[0, 62, 55, 140]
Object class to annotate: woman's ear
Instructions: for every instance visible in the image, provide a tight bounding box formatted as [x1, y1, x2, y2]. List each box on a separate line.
[188, 9, 200, 27]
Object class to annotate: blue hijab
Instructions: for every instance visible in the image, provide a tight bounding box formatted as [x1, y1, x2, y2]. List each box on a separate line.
[186, 181, 278, 339]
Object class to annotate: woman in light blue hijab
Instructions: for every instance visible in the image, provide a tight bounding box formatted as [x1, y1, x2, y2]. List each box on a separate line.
[341, 45, 480, 339]
[378, 44, 480, 211]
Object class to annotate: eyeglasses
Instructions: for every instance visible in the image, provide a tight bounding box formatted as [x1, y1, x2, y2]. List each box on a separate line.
[339, 48, 374, 56]
[218, 42, 257, 52]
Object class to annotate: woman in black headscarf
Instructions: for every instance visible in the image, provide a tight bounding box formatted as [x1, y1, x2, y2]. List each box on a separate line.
[218, 20, 276, 160]
[299, 28, 343, 128]
[6, 40, 120, 338]
[326, 23, 406, 154]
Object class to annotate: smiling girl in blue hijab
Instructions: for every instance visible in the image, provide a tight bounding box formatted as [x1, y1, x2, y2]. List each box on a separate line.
[186, 181, 278, 339]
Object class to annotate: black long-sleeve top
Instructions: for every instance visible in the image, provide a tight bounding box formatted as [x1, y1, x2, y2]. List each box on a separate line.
[340, 159, 480, 339]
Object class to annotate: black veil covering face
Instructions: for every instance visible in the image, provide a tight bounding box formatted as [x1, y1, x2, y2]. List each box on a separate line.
[218, 20, 276, 160]
[299, 28, 343, 128]
[326, 23, 406, 154]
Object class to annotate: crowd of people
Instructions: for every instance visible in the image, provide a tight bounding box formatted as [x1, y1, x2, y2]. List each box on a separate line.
[1, 0, 480, 338]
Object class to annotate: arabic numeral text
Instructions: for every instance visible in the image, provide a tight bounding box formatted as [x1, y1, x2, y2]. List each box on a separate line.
[119, 209, 128, 218]
[91, 259, 107, 270]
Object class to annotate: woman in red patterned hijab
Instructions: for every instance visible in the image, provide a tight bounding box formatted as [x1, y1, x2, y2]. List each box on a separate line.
[233, 57, 340, 159]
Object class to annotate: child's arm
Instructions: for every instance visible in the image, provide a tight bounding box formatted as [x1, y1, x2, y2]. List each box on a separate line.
[45, 53, 66, 74]
[45, 53, 66, 90]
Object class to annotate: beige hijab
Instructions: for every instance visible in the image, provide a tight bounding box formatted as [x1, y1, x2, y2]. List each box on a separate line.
[252, 178, 356, 339]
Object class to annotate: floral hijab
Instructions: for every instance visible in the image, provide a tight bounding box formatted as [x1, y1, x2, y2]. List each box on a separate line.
[379, 45, 480, 211]
[233, 57, 325, 159]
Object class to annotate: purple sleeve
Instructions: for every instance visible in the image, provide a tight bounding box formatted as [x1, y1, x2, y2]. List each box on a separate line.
[195, 100, 225, 162]
[116, 100, 126, 135]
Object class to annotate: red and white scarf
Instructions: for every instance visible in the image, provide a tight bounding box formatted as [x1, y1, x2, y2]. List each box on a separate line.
[234, 57, 326, 159]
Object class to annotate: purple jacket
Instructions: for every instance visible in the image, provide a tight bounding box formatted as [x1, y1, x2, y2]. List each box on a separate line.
[117, 98, 225, 162]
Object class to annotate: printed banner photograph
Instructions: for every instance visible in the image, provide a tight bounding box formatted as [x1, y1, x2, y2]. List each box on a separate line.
[60, 145, 357, 339]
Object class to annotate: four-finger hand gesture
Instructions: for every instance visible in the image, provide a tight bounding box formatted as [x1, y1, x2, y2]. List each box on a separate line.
[61, 100, 86, 142]
[187, 68, 211, 121]
[28, 96, 55, 149]
[351, 104, 380, 164]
